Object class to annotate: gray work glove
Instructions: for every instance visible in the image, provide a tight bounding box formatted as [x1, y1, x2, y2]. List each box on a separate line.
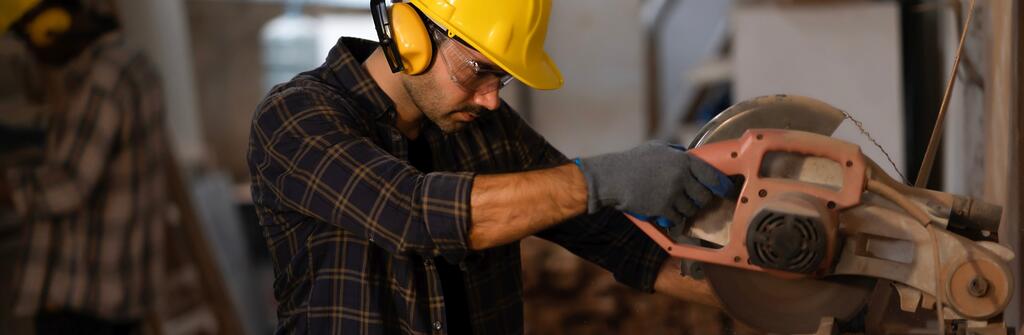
[576, 142, 733, 228]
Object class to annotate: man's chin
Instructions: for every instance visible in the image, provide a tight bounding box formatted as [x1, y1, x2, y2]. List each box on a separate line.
[437, 121, 470, 134]
[426, 110, 478, 133]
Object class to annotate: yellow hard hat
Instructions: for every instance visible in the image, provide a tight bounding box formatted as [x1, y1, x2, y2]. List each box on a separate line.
[410, 0, 564, 90]
[0, 0, 42, 32]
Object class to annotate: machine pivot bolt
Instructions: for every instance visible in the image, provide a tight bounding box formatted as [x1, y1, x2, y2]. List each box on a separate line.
[967, 276, 990, 297]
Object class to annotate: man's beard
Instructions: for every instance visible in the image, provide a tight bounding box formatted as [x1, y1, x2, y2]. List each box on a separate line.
[402, 75, 482, 134]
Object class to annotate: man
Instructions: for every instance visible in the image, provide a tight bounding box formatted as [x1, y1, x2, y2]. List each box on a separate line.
[248, 0, 731, 333]
[0, 0, 169, 333]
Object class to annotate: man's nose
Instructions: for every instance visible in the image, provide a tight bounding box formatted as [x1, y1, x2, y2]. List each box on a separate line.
[473, 88, 501, 110]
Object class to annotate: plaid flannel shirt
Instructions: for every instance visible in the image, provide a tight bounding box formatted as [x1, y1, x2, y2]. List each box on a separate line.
[248, 37, 668, 335]
[5, 33, 168, 320]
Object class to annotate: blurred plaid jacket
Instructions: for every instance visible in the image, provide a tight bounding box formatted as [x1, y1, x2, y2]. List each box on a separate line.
[248, 37, 668, 335]
[5, 33, 168, 320]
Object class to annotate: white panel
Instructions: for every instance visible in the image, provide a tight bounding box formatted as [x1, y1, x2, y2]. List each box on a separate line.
[116, 0, 208, 166]
[940, 5, 982, 196]
[316, 13, 378, 56]
[530, 0, 646, 157]
[734, 2, 906, 180]
[656, 0, 732, 139]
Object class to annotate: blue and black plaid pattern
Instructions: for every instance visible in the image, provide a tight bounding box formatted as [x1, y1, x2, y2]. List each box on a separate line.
[248, 37, 668, 335]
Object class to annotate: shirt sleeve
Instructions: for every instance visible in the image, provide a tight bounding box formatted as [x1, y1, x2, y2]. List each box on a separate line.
[249, 87, 474, 263]
[499, 106, 668, 292]
[536, 210, 669, 293]
[7, 86, 122, 218]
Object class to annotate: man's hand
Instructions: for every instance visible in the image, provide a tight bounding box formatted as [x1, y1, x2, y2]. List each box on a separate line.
[577, 142, 732, 227]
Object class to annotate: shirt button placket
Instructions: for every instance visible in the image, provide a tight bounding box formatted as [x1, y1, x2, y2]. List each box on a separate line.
[425, 259, 440, 332]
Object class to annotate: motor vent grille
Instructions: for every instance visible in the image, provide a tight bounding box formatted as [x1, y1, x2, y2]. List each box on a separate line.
[746, 210, 827, 273]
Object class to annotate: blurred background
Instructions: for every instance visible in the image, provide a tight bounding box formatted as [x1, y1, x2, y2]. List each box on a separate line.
[0, 0, 1021, 334]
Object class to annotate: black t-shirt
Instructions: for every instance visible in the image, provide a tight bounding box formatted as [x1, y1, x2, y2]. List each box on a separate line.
[407, 134, 472, 334]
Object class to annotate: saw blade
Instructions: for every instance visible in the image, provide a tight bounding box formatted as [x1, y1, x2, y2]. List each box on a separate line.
[690, 95, 884, 333]
[704, 263, 876, 334]
[689, 94, 846, 149]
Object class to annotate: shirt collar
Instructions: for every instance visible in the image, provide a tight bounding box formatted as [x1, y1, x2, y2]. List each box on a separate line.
[312, 37, 396, 120]
[56, 32, 124, 93]
[67, 32, 122, 66]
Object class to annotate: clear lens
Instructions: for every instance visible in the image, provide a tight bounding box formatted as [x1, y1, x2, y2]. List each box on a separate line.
[436, 32, 513, 94]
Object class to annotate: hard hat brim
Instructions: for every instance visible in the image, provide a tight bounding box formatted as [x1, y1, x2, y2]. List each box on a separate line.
[504, 51, 563, 90]
[481, 48, 563, 90]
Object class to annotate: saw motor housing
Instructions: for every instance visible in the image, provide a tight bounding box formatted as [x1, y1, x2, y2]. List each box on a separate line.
[627, 129, 860, 278]
[625, 95, 1016, 334]
[746, 194, 833, 274]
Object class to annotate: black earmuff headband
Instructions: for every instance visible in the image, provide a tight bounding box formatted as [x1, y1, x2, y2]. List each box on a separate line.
[370, 0, 405, 73]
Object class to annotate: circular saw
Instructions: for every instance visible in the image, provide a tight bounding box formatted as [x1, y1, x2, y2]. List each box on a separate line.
[626, 95, 1016, 334]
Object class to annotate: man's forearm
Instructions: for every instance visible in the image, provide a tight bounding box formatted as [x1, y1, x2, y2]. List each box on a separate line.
[468, 163, 586, 250]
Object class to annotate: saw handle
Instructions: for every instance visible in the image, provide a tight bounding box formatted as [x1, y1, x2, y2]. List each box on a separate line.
[624, 129, 867, 276]
[687, 129, 866, 209]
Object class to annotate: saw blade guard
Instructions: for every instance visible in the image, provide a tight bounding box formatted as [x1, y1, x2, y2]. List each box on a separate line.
[627, 95, 1016, 333]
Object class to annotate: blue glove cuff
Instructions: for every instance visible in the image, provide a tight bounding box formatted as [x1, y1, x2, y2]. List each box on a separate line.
[625, 210, 675, 229]
[709, 172, 735, 197]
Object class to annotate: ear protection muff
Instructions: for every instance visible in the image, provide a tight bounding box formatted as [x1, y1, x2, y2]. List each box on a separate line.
[24, 6, 72, 48]
[370, 0, 433, 75]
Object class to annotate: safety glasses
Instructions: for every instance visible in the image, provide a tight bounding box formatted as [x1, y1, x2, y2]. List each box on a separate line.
[432, 28, 514, 94]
